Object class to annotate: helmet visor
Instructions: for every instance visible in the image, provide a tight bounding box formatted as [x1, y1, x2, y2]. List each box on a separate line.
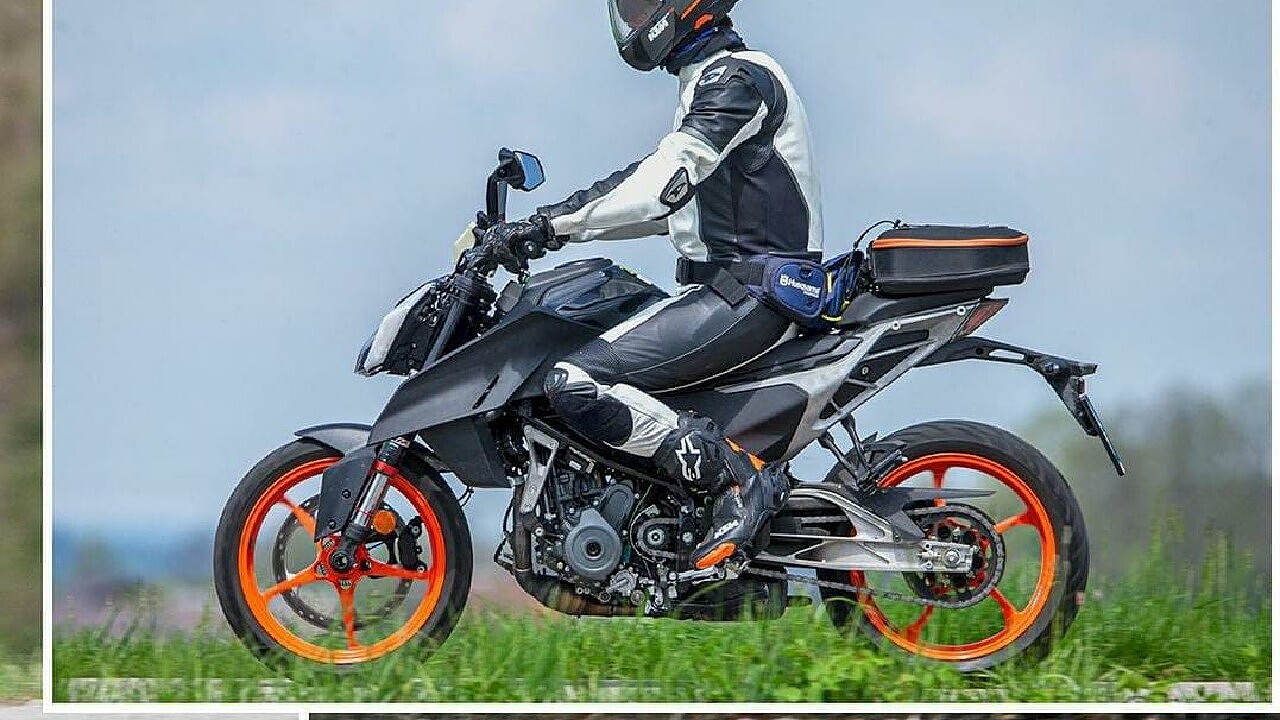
[608, 0, 665, 43]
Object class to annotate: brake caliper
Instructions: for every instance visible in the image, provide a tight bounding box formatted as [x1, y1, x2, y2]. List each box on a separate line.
[398, 516, 426, 572]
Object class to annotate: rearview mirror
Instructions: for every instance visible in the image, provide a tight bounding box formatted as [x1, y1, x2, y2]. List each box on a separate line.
[494, 148, 546, 192]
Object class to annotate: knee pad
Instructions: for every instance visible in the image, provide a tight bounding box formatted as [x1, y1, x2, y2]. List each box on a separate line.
[543, 364, 633, 447]
[544, 363, 598, 404]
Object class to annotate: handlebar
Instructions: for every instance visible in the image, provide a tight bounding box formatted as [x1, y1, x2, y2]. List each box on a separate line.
[458, 226, 534, 279]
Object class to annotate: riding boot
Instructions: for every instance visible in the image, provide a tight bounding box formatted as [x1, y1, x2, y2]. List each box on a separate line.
[691, 451, 789, 569]
[650, 414, 789, 569]
[650, 414, 732, 490]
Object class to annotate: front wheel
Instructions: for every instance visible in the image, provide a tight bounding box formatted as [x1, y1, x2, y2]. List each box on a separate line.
[818, 420, 1088, 671]
[213, 440, 472, 666]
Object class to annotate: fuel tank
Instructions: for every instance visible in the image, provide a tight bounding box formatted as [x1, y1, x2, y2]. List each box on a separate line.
[497, 258, 669, 330]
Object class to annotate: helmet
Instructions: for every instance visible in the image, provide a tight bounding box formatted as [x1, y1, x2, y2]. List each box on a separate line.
[608, 0, 740, 72]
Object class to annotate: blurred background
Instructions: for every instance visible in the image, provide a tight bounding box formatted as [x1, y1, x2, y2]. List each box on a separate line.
[52, 0, 1269, 627]
[0, 0, 42, 654]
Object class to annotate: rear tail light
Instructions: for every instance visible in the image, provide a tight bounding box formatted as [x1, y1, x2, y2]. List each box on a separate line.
[956, 298, 1009, 338]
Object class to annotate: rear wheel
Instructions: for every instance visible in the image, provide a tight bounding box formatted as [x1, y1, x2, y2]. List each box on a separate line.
[213, 440, 472, 666]
[818, 420, 1088, 671]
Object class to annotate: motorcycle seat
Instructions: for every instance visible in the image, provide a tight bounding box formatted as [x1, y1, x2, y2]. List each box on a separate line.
[837, 289, 992, 328]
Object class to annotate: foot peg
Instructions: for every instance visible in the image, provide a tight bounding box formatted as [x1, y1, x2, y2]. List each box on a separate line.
[694, 541, 737, 570]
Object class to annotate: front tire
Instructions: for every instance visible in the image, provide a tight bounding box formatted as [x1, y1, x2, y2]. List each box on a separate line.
[213, 440, 472, 666]
[818, 420, 1088, 671]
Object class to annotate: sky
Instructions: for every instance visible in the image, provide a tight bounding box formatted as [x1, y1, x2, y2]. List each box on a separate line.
[52, 0, 1269, 539]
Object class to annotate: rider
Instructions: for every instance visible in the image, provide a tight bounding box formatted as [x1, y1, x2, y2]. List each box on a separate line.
[487, 0, 823, 570]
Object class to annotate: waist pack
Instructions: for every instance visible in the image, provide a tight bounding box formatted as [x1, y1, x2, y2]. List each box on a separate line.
[677, 256, 839, 329]
[742, 256, 830, 327]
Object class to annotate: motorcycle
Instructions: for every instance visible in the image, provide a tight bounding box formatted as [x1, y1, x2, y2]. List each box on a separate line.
[214, 149, 1125, 671]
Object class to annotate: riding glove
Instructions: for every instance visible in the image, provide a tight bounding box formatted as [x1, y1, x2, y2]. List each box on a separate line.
[486, 214, 564, 273]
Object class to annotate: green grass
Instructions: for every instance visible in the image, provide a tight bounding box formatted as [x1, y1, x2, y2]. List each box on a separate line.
[0, 654, 39, 703]
[53, 532, 1269, 703]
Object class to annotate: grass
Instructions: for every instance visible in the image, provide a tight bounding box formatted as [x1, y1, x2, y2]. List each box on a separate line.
[52, 531, 1269, 703]
[0, 654, 39, 703]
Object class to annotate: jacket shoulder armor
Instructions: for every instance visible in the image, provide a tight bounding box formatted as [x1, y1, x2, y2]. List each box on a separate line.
[694, 56, 779, 105]
[682, 56, 784, 153]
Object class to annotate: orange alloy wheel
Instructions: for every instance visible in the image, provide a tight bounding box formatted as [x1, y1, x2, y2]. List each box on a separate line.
[851, 453, 1057, 662]
[236, 458, 448, 664]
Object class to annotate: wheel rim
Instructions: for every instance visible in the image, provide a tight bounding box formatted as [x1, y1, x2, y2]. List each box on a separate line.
[850, 452, 1057, 662]
[236, 457, 448, 664]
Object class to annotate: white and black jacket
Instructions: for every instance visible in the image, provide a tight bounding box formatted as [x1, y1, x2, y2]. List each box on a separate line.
[540, 43, 823, 263]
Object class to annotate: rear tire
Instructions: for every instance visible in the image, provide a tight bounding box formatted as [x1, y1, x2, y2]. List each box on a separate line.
[213, 440, 472, 667]
[818, 420, 1088, 671]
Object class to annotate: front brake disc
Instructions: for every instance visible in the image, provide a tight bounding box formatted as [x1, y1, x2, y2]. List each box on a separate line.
[271, 496, 413, 630]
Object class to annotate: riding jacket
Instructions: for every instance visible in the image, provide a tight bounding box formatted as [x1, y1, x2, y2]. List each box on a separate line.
[539, 37, 823, 263]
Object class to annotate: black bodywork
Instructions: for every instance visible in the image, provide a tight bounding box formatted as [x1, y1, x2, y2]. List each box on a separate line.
[366, 259, 668, 487]
[311, 257, 1124, 542]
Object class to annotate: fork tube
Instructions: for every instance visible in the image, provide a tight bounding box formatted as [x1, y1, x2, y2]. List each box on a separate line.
[345, 436, 411, 544]
[330, 436, 412, 572]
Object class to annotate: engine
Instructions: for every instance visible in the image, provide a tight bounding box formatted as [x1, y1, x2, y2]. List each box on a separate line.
[527, 446, 696, 609]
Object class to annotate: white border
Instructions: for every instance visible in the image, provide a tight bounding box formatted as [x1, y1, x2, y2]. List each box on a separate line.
[41, 0, 53, 708]
[40, 0, 1279, 716]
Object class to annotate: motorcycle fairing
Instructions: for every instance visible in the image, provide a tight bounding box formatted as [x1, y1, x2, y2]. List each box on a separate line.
[370, 260, 670, 450]
[419, 416, 510, 489]
[368, 307, 598, 446]
[364, 257, 981, 486]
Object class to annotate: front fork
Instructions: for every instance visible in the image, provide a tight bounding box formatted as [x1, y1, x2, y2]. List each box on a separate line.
[329, 436, 412, 573]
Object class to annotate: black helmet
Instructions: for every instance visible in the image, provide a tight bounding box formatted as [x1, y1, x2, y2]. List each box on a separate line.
[609, 0, 740, 72]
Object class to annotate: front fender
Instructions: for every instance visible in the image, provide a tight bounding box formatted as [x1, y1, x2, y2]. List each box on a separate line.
[295, 422, 449, 540]
[297, 422, 449, 472]
[295, 423, 372, 456]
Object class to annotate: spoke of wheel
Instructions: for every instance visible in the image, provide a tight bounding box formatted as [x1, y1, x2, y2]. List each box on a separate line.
[261, 565, 322, 601]
[278, 497, 317, 538]
[931, 467, 946, 506]
[337, 584, 361, 650]
[995, 510, 1034, 534]
[990, 588, 1018, 627]
[366, 558, 433, 583]
[902, 606, 935, 643]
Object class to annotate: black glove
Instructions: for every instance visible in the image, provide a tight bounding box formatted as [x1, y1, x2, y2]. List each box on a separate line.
[484, 214, 565, 273]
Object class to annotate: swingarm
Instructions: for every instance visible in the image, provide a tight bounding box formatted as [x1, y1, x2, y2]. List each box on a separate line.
[919, 336, 1126, 475]
[759, 485, 988, 574]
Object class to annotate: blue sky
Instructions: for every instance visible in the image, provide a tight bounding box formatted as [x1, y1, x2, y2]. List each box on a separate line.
[53, 0, 1269, 536]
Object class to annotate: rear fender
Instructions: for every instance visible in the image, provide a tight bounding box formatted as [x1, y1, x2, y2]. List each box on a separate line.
[919, 336, 1126, 475]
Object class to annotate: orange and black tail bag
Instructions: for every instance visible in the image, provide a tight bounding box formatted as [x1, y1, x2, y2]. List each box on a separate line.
[868, 225, 1030, 296]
